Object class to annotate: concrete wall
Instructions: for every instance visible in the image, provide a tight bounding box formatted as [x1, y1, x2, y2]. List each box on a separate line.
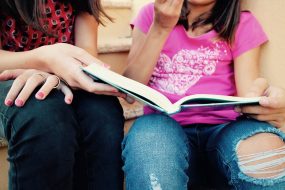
[132, 0, 285, 88]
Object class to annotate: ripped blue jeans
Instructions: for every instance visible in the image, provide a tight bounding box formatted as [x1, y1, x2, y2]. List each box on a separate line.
[122, 114, 285, 190]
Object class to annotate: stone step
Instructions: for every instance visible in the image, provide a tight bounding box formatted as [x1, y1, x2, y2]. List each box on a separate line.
[98, 0, 133, 54]
[98, 36, 131, 54]
[98, 0, 152, 54]
[97, 0, 132, 71]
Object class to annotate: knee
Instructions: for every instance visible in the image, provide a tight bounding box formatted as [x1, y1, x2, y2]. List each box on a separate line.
[237, 132, 285, 180]
[6, 91, 77, 148]
[122, 114, 189, 189]
[12, 91, 73, 125]
[128, 114, 183, 142]
[123, 114, 188, 159]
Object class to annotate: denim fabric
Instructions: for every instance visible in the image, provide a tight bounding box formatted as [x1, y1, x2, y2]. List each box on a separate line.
[0, 80, 125, 190]
[122, 114, 285, 190]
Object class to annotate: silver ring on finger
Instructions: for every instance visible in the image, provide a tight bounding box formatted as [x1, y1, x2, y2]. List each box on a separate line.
[53, 75, 61, 89]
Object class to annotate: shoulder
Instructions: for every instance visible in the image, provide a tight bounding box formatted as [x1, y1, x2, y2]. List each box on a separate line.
[131, 3, 155, 33]
[235, 11, 265, 37]
[239, 11, 261, 27]
[231, 11, 268, 58]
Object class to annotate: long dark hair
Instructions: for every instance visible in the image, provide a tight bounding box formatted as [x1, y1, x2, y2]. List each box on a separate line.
[177, 0, 241, 43]
[0, 0, 111, 32]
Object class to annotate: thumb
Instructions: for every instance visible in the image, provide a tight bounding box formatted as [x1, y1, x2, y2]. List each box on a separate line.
[259, 86, 285, 108]
[245, 78, 269, 97]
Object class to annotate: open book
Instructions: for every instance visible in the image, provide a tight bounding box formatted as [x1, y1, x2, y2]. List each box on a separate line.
[82, 64, 261, 114]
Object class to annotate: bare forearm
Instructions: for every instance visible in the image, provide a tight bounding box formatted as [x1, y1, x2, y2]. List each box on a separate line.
[0, 13, 99, 73]
[124, 24, 171, 84]
[0, 48, 49, 72]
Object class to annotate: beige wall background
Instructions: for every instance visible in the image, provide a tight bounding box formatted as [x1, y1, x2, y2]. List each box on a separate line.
[133, 0, 285, 88]
[242, 0, 285, 88]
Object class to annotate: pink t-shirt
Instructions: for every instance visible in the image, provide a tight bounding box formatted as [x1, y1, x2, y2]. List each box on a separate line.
[132, 3, 268, 125]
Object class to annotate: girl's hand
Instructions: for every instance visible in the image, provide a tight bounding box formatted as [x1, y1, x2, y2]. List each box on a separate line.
[154, 0, 184, 30]
[34, 43, 126, 98]
[0, 69, 73, 107]
[236, 78, 285, 129]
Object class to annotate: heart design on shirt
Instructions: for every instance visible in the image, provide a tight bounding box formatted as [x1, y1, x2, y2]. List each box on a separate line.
[149, 48, 220, 95]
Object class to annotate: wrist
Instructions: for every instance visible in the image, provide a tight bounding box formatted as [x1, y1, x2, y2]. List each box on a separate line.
[28, 46, 51, 72]
[151, 23, 173, 37]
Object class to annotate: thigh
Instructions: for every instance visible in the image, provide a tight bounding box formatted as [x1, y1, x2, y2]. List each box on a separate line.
[206, 117, 285, 189]
[72, 90, 124, 143]
[122, 114, 190, 190]
[0, 80, 78, 142]
[71, 91, 124, 190]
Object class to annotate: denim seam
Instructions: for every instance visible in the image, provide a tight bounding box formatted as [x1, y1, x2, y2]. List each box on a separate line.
[0, 111, 8, 138]
[195, 126, 201, 152]
[233, 128, 285, 187]
[215, 147, 238, 189]
[11, 124, 19, 190]
[184, 136, 191, 186]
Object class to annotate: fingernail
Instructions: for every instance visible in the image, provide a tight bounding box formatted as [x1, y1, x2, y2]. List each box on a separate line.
[5, 99, 13, 106]
[36, 92, 45, 99]
[15, 99, 24, 107]
[66, 98, 72, 104]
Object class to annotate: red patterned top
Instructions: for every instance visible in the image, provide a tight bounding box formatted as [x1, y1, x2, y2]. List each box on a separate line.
[0, 0, 75, 51]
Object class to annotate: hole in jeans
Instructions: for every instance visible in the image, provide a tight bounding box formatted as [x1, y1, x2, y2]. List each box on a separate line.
[238, 145, 285, 179]
[149, 173, 162, 190]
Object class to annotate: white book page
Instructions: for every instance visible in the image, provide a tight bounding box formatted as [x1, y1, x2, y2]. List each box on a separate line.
[83, 64, 179, 114]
